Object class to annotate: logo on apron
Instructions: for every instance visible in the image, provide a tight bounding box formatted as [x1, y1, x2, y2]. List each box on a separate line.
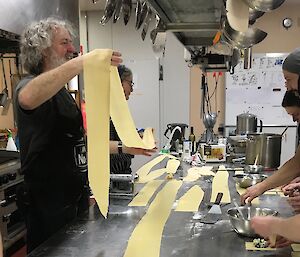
[73, 138, 87, 172]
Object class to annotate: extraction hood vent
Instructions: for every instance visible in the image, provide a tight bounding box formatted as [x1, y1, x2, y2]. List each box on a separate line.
[101, 0, 286, 72]
[0, 29, 20, 54]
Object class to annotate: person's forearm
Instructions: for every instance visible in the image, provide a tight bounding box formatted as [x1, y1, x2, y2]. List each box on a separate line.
[18, 56, 83, 110]
[109, 141, 136, 155]
[273, 215, 300, 242]
[259, 155, 300, 192]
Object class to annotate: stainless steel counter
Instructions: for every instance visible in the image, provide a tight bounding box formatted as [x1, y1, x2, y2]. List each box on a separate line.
[28, 162, 294, 257]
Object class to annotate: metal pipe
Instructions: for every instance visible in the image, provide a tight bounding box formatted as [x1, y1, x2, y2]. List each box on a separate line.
[243, 47, 252, 69]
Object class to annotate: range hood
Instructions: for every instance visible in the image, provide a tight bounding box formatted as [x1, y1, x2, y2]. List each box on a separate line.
[101, 0, 285, 72]
[0, 29, 19, 54]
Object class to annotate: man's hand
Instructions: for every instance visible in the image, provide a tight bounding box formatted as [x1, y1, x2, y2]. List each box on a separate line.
[281, 177, 300, 192]
[111, 51, 122, 66]
[282, 182, 300, 196]
[124, 146, 157, 156]
[269, 235, 293, 248]
[287, 195, 300, 213]
[251, 216, 278, 238]
[240, 183, 265, 205]
[251, 216, 294, 248]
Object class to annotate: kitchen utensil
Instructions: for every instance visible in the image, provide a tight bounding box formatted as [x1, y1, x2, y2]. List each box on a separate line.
[244, 164, 264, 174]
[135, 0, 142, 29]
[222, 20, 267, 49]
[141, 6, 152, 40]
[227, 206, 278, 237]
[248, 8, 265, 25]
[0, 59, 9, 108]
[233, 200, 246, 220]
[242, 0, 285, 12]
[203, 113, 217, 129]
[136, 1, 148, 29]
[100, 0, 117, 25]
[200, 192, 223, 224]
[233, 174, 268, 188]
[113, 0, 122, 23]
[150, 14, 161, 44]
[254, 154, 259, 165]
[122, 0, 132, 25]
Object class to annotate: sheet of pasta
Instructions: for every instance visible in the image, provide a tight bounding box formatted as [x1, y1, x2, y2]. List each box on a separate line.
[123, 180, 182, 257]
[84, 50, 156, 217]
[175, 185, 204, 212]
[245, 242, 276, 251]
[84, 49, 111, 218]
[128, 180, 164, 207]
[210, 170, 231, 203]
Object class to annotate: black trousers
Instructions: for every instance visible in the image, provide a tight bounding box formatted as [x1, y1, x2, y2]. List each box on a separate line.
[24, 186, 90, 253]
[25, 203, 77, 253]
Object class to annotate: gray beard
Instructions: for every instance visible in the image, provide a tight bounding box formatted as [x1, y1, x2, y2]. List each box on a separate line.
[48, 51, 73, 69]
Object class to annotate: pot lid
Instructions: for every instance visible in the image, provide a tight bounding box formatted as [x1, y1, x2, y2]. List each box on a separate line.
[237, 113, 257, 118]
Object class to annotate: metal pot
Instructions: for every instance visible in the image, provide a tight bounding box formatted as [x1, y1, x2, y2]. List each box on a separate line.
[246, 133, 282, 169]
[236, 113, 263, 135]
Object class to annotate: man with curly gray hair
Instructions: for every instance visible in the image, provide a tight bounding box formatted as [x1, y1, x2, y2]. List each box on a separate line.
[15, 17, 123, 252]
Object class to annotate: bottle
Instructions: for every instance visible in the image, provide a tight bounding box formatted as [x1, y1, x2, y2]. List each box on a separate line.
[178, 137, 183, 156]
[6, 131, 17, 151]
[189, 126, 196, 154]
[183, 140, 191, 158]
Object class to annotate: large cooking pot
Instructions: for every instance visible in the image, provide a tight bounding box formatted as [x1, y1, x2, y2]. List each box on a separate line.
[236, 113, 263, 135]
[245, 133, 282, 169]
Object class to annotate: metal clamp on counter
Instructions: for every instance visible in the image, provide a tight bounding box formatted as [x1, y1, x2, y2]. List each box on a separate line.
[109, 173, 135, 200]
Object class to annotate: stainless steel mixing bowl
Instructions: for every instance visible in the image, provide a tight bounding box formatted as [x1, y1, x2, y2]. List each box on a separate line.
[227, 207, 278, 237]
[233, 174, 268, 188]
[244, 164, 264, 173]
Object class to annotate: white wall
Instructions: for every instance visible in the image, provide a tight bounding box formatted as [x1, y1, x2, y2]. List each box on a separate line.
[80, 11, 190, 170]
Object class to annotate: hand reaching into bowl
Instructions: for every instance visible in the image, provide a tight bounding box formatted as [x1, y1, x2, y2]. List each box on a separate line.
[240, 183, 266, 204]
[251, 216, 279, 242]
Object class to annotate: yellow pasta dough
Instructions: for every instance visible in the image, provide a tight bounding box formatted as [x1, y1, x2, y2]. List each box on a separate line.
[84, 50, 155, 217]
[292, 244, 300, 252]
[245, 242, 276, 251]
[128, 180, 164, 207]
[183, 166, 214, 182]
[175, 185, 204, 212]
[210, 170, 231, 203]
[123, 180, 182, 257]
